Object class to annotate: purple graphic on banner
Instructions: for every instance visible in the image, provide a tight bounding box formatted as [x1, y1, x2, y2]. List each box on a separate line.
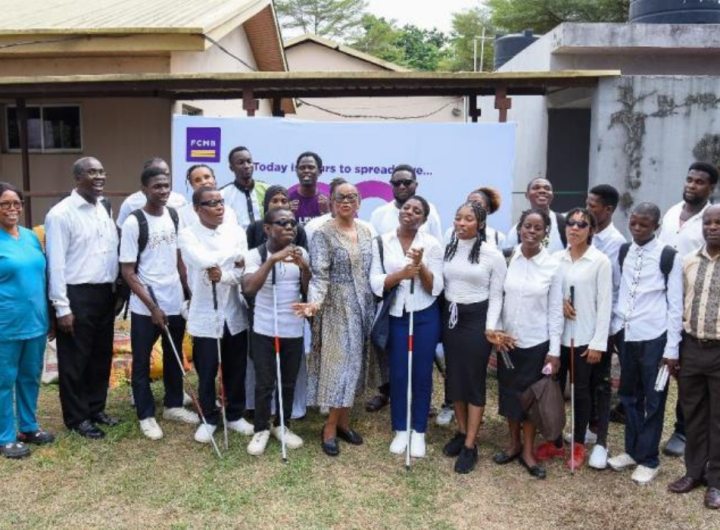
[186, 127, 221, 163]
[287, 181, 393, 201]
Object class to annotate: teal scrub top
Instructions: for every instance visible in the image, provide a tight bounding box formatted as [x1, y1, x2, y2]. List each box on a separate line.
[0, 226, 49, 341]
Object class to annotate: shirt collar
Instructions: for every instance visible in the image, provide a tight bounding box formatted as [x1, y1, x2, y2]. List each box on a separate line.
[631, 236, 658, 252]
[233, 179, 255, 194]
[594, 222, 617, 241]
[560, 245, 597, 262]
[699, 245, 720, 262]
[70, 189, 100, 209]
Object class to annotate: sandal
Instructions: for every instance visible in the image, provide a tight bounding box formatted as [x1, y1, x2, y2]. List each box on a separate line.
[0, 441, 31, 459]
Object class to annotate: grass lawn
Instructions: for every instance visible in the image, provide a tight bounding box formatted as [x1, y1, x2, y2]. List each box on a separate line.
[0, 376, 716, 529]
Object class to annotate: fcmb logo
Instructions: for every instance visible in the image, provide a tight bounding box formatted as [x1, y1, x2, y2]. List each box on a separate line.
[186, 127, 221, 163]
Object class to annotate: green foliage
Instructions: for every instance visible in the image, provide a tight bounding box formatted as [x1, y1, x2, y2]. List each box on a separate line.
[349, 14, 405, 66]
[487, 0, 630, 34]
[275, 0, 368, 40]
[440, 7, 495, 72]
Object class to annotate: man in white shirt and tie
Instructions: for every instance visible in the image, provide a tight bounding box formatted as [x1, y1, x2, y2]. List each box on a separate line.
[505, 177, 566, 253]
[608, 202, 683, 486]
[659, 162, 718, 458]
[45, 157, 120, 439]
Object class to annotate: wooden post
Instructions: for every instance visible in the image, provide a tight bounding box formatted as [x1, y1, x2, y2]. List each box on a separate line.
[494, 87, 512, 123]
[16, 98, 32, 226]
[271, 98, 285, 118]
[243, 90, 259, 117]
[468, 96, 480, 123]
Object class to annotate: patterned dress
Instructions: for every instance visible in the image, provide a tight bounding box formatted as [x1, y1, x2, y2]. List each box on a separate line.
[307, 220, 375, 408]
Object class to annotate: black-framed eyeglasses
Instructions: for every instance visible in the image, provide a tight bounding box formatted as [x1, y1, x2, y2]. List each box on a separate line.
[271, 219, 298, 228]
[334, 193, 359, 203]
[566, 219, 590, 229]
[0, 200, 23, 211]
[200, 199, 225, 208]
[390, 179, 415, 188]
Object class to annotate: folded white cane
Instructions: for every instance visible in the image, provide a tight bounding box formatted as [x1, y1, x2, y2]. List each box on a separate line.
[272, 263, 288, 463]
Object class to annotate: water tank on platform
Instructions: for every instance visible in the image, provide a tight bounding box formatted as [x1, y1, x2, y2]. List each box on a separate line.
[630, 0, 720, 24]
[493, 30, 539, 70]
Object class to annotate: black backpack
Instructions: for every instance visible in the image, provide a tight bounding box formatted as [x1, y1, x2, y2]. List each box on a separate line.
[618, 242, 677, 288]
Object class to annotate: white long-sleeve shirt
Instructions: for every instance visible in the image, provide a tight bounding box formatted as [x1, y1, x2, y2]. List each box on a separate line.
[593, 222, 626, 308]
[611, 237, 683, 360]
[505, 210, 565, 253]
[116, 190, 187, 229]
[370, 230, 444, 317]
[659, 200, 710, 258]
[45, 190, 119, 318]
[554, 246, 613, 351]
[502, 248, 564, 356]
[369, 200, 443, 243]
[178, 221, 248, 339]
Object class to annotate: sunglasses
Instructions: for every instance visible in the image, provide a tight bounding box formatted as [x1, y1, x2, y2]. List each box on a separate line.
[390, 179, 415, 188]
[566, 219, 590, 229]
[334, 193, 359, 203]
[200, 199, 225, 208]
[271, 219, 298, 228]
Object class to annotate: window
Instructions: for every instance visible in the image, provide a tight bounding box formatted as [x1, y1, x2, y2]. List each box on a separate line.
[5, 104, 82, 152]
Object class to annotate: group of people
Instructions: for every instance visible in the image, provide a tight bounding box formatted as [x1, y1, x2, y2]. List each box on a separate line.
[0, 146, 718, 510]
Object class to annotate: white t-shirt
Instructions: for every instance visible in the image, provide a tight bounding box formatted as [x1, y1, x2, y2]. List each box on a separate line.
[245, 246, 308, 338]
[120, 209, 184, 316]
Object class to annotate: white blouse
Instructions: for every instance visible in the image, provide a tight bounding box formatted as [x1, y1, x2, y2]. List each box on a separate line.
[370, 230, 444, 317]
[442, 239, 507, 330]
[502, 248, 564, 356]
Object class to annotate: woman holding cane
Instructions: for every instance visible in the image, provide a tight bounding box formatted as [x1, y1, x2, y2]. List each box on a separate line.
[491, 209, 563, 479]
[370, 196, 443, 459]
[441, 201, 507, 474]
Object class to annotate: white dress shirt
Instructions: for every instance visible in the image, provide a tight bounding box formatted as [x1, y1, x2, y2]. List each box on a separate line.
[370, 200, 443, 243]
[221, 183, 262, 230]
[504, 210, 565, 253]
[178, 221, 248, 339]
[116, 190, 187, 229]
[443, 226, 506, 248]
[45, 190, 119, 318]
[370, 230, 444, 317]
[554, 246, 613, 351]
[611, 237, 683, 360]
[442, 240, 507, 331]
[177, 202, 238, 230]
[502, 248, 564, 356]
[659, 200, 710, 258]
[593, 222, 626, 306]
[305, 213, 376, 243]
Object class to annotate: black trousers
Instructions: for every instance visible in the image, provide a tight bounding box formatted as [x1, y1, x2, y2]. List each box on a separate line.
[679, 336, 720, 488]
[588, 344, 613, 447]
[130, 313, 185, 420]
[56, 283, 115, 429]
[558, 344, 594, 445]
[252, 332, 303, 432]
[193, 327, 248, 426]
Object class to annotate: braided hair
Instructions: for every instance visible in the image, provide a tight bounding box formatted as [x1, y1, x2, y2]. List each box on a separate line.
[516, 208, 552, 247]
[444, 201, 487, 264]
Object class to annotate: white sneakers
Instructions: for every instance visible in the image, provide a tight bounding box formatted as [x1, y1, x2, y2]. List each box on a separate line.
[436, 407, 454, 427]
[139, 418, 163, 440]
[608, 452, 637, 471]
[588, 445, 608, 470]
[564, 427, 598, 445]
[271, 426, 304, 450]
[163, 407, 200, 425]
[227, 418, 254, 435]
[194, 423, 217, 444]
[389, 430, 426, 458]
[390, 431, 409, 454]
[247, 430, 270, 455]
[632, 465, 659, 486]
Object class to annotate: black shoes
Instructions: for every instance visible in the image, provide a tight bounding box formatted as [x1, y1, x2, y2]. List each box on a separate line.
[320, 427, 340, 457]
[91, 412, 120, 427]
[454, 445, 478, 474]
[493, 450, 521, 465]
[18, 429, 55, 445]
[72, 420, 106, 440]
[365, 394, 390, 413]
[337, 427, 363, 445]
[0, 441, 31, 459]
[519, 455, 547, 479]
[443, 432, 465, 457]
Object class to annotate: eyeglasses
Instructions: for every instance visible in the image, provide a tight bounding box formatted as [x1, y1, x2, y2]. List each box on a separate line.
[84, 168, 106, 177]
[0, 200, 23, 211]
[334, 193, 359, 203]
[390, 179, 415, 188]
[566, 219, 590, 229]
[200, 199, 225, 208]
[271, 219, 298, 228]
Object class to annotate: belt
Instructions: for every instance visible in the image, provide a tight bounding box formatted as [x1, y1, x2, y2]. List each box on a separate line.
[686, 335, 720, 348]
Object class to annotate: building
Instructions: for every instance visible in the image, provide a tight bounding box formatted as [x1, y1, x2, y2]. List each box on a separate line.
[479, 22, 720, 220]
[0, 0, 293, 223]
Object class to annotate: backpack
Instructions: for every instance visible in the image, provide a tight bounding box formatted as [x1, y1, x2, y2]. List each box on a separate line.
[617, 242, 677, 288]
[555, 212, 567, 248]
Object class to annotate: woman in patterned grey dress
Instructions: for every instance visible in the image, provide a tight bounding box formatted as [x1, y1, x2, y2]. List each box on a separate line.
[293, 183, 375, 456]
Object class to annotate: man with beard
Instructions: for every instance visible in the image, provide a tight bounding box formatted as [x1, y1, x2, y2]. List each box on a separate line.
[289, 151, 329, 225]
[659, 162, 719, 458]
[505, 177, 566, 252]
[221, 146, 270, 230]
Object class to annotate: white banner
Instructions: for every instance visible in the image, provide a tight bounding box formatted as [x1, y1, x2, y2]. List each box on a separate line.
[171, 116, 516, 235]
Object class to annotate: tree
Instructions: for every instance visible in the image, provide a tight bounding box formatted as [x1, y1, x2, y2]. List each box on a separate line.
[275, 0, 368, 40]
[487, 0, 629, 34]
[441, 7, 495, 72]
[349, 14, 405, 66]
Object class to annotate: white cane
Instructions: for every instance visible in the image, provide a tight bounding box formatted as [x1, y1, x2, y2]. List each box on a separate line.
[272, 263, 288, 463]
[570, 285, 576, 476]
[405, 278, 415, 471]
[212, 282, 230, 451]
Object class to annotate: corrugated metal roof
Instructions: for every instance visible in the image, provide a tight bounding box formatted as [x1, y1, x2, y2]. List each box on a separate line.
[0, 0, 269, 34]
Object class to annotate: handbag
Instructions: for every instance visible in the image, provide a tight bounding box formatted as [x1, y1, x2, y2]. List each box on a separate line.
[371, 235, 399, 351]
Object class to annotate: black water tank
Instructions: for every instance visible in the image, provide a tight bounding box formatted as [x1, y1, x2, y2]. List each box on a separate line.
[630, 0, 720, 24]
[494, 30, 539, 70]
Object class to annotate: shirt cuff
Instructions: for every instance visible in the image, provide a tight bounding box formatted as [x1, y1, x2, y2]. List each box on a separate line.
[588, 339, 608, 352]
[663, 347, 679, 361]
[548, 336, 560, 357]
[55, 304, 72, 318]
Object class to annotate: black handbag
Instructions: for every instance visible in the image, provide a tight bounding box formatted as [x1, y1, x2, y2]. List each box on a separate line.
[371, 235, 399, 351]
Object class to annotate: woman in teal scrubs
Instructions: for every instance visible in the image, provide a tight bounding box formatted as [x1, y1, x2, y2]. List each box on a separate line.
[0, 182, 54, 458]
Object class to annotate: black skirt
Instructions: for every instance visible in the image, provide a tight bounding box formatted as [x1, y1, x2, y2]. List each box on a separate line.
[442, 300, 492, 407]
[498, 341, 549, 421]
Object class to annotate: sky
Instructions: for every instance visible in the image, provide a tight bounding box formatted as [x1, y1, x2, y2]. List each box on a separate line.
[365, 0, 483, 34]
